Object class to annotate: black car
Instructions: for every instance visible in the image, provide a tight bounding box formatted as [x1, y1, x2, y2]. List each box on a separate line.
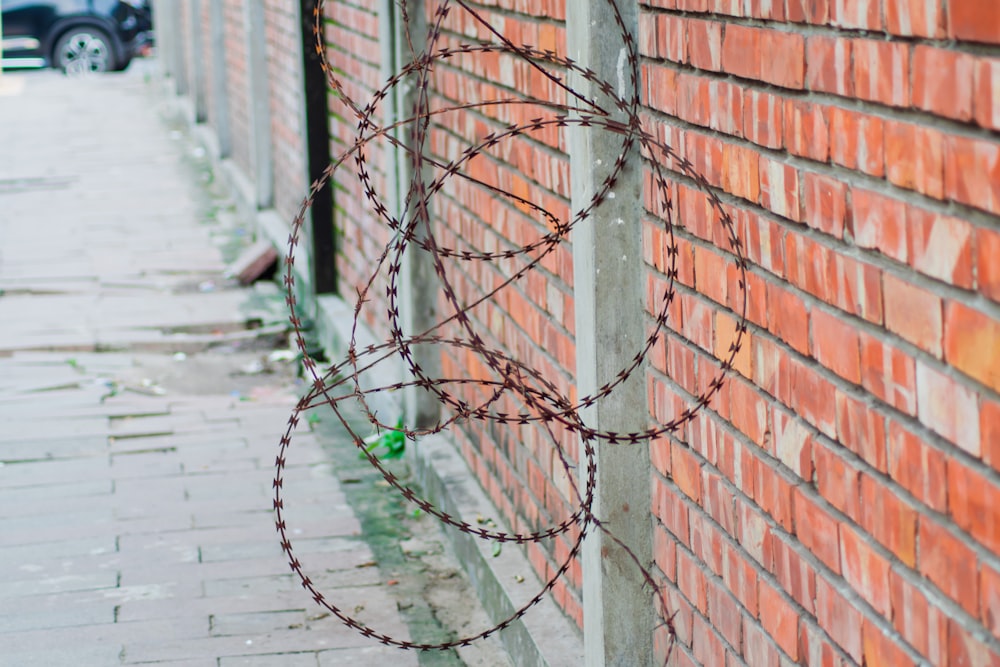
[1, 0, 152, 73]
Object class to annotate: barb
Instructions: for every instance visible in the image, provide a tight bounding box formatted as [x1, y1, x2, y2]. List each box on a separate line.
[275, 1, 749, 663]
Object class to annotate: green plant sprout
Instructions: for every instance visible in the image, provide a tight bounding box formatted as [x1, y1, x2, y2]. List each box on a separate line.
[361, 416, 407, 460]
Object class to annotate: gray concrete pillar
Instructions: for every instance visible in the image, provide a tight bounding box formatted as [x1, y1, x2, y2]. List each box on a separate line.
[172, 1, 188, 95]
[567, 1, 655, 665]
[245, 1, 273, 209]
[380, 0, 440, 429]
[208, 0, 231, 158]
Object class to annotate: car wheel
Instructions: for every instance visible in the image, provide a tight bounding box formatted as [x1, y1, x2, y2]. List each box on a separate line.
[54, 28, 115, 75]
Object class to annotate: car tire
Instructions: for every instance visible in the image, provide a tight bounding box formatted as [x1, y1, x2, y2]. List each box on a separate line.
[54, 27, 116, 74]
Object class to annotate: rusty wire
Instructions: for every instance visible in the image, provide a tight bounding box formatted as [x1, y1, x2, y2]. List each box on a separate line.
[273, 0, 749, 662]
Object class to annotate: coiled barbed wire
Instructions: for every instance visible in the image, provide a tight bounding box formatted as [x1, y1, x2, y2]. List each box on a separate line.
[273, 1, 749, 663]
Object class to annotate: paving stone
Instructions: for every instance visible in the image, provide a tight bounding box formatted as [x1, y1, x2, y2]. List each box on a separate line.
[0, 66, 474, 667]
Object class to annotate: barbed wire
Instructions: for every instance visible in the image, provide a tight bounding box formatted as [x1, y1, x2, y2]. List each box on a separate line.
[273, 1, 748, 663]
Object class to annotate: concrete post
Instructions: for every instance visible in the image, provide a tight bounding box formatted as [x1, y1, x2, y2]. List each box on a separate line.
[208, 0, 231, 158]
[172, 1, 188, 96]
[188, 0, 207, 123]
[567, 2, 654, 666]
[380, 0, 440, 429]
[245, 0, 273, 209]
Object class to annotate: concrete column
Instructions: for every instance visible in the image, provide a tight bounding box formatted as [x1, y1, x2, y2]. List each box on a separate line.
[245, 1, 274, 209]
[208, 0, 231, 158]
[172, 1, 188, 95]
[567, 2, 654, 666]
[188, 0, 207, 122]
[380, 0, 440, 428]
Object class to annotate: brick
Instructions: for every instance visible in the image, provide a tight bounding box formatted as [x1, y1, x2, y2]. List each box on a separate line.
[839, 523, 892, 616]
[944, 301, 1000, 393]
[743, 614, 782, 666]
[783, 100, 829, 162]
[771, 407, 813, 479]
[853, 39, 910, 107]
[785, 233, 831, 302]
[859, 333, 916, 414]
[791, 360, 838, 439]
[800, 620, 842, 667]
[759, 158, 802, 222]
[913, 46, 975, 121]
[721, 25, 761, 80]
[984, 399, 1000, 473]
[792, 488, 841, 574]
[715, 311, 752, 378]
[907, 209, 974, 288]
[890, 570, 950, 666]
[888, 418, 949, 512]
[884, 121, 945, 199]
[743, 90, 783, 149]
[949, 0, 1000, 44]
[815, 576, 864, 662]
[886, 0, 945, 36]
[948, 619, 1000, 666]
[758, 578, 799, 659]
[829, 253, 884, 325]
[689, 510, 725, 575]
[945, 135, 1000, 216]
[812, 309, 861, 384]
[835, 391, 887, 471]
[849, 188, 906, 261]
[862, 617, 918, 667]
[695, 244, 729, 305]
[803, 172, 847, 239]
[759, 30, 805, 89]
[859, 473, 917, 567]
[707, 576, 743, 647]
[722, 541, 759, 617]
[769, 534, 817, 614]
[737, 497, 773, 567]
[805, 35, 852, 96]
[741, 211, 784, 276]
[766, 282, 809, 355]
[728, 261, 767, 330]
[829, 108, 884, 176]
[979, 227, 1000, 302]
[786, 0, 829, 23]
[830, 0, 881, 29]
[813, 440, 862, 520]
[919, 515, 980, 615]
[672, 442, 703, 502]
[916, 360, 981, 456]
[687, 18, 722, 71]
[947, 458, 1000, 554]
[709, 80, 744, 137]
[754, 457, 795, 532]
[883, 273, 943, 357]
[975, 58, 1000, 131]
[722, 143, 761, 203]
[677, 547, 708, 613]
[983, 561, 1000, 639]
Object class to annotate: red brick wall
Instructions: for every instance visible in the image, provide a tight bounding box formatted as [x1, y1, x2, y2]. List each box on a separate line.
[223, 0, 253, 181]
[640, 1, 1000, 665]
[264, 1, 308, 223]
[321, 1, 392, 334]
[423, 0, 581, 625]
[175, 0, 1000, 663]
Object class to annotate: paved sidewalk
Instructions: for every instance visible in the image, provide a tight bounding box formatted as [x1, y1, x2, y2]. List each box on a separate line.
[0, 66, 418, 666]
